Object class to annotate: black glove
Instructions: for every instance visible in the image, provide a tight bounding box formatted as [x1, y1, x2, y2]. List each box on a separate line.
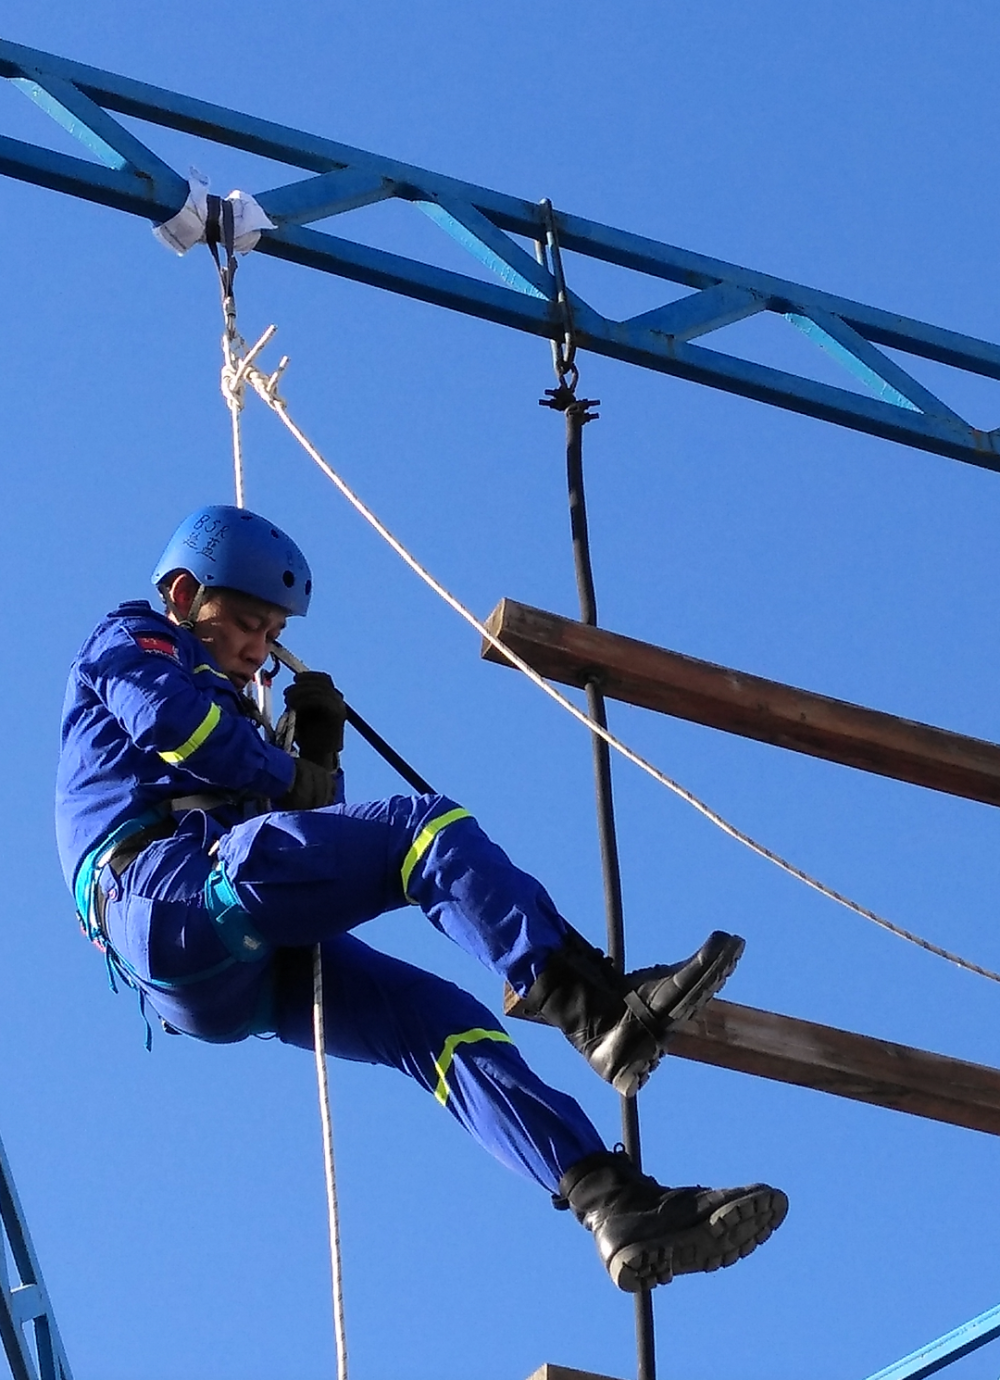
[278, 756, 334, 810]
[283, 671, 346, 769]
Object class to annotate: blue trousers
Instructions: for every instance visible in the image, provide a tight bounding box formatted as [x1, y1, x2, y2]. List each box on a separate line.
[100, 794, 605, 1191]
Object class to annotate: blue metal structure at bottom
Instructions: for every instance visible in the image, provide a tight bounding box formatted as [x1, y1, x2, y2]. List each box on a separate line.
[865, 1302, 1000, 1380]
[0, 1135, 72, 1380]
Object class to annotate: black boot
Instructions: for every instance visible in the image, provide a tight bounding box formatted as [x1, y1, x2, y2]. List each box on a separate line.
[520, 928, 744, 1096]
[560, 1150, 787, 1292]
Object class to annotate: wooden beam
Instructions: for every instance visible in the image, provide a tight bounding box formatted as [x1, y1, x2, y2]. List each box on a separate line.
[525, 1367, 626, 1380]
[482, 598, 1000, 807]
[504, 988, 1000, 1137]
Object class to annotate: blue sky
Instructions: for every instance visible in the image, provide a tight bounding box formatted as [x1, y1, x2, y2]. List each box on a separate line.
[2, 4, 1000, 1379]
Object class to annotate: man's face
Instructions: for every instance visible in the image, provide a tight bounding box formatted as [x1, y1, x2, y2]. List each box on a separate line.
[190, 589, 287, 690]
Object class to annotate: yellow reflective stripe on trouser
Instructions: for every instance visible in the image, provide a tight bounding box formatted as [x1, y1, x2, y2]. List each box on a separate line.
[158, 702, 222, 765]
[432, 1028, 514, 1106]
[400, 806, 472, 900]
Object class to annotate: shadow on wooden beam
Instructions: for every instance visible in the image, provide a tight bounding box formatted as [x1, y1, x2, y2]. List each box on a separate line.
[505, 988, 1000, 1137]
[482, 598, 1000, 807]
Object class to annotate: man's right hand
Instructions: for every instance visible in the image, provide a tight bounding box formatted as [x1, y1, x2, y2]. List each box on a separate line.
[278, 756, 334, 810]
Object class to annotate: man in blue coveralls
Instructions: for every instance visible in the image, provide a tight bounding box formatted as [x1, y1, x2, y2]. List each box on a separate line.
[56, 504, 787, 1292]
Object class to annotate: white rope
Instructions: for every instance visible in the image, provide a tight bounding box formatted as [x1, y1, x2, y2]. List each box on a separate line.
[222, 335, 246, 508]
[229, 324, 1000, 987]
[218, 322, 350, 1380]
[313, 944, 349, 1380]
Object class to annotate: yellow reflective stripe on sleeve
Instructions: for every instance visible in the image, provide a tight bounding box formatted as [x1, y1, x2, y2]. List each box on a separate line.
[400, 806, 472, 899]
[158, 701, 222, 765]
[432, 1028, 514, 1106]
[192, 663, 231, 681]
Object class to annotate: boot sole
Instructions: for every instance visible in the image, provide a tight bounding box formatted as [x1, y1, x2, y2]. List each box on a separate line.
[607, 1185, 788, 1292]
[612, 933, 746, 1097]
[660, 932, 745, 1026]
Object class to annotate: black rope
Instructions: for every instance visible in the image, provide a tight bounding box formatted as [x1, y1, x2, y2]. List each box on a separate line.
[344, 702, 434, 795]
[273, 646, 435, 796]
[539, 201, 657, 1380]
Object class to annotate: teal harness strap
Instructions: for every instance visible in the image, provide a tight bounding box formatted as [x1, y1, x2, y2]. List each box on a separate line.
[76, 813, 274, 1049]
[74, 809, 163, 943]
[203, 862, 272, 962]
[77, 814, 274, 1049]
[76, 812, 263, 987]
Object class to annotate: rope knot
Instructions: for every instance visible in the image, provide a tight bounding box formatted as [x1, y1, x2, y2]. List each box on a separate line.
[220, 362, 247, 413]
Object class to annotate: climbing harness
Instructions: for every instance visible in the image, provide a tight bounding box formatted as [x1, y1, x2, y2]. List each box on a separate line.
[76, 799, 256, 1049]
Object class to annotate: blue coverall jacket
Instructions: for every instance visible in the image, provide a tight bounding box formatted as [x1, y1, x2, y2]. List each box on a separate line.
[57, 600, 294, 884]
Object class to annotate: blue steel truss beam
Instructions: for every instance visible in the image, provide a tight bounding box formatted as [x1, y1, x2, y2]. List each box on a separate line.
[1, 38, 1000, 473]
[0, 1135, 73, 1380]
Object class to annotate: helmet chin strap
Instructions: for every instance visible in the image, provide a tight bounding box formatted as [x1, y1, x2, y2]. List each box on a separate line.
[183, 583, 208, 628]
[164, 581, 207, 630]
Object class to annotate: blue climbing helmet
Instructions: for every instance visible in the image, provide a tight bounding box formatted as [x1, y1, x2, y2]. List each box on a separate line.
[152, 505, 313, 616]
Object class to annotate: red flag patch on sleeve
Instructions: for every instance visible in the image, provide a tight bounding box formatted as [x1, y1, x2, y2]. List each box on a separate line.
[134, 633, 180, 660]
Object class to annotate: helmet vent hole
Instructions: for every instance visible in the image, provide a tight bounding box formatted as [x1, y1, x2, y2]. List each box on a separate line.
[304, 579, 312, 596]
[271, 528, 280, 537]
[282, 571, 295, 587]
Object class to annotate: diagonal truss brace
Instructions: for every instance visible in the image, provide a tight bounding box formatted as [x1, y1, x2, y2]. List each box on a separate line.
[0, 1134, 73, 1380]
[2, 39, 1000, 470]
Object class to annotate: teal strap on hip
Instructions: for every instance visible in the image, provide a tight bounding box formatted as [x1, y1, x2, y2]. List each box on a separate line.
[74, 808, 163, 942]
[204, 862, 272, 963]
